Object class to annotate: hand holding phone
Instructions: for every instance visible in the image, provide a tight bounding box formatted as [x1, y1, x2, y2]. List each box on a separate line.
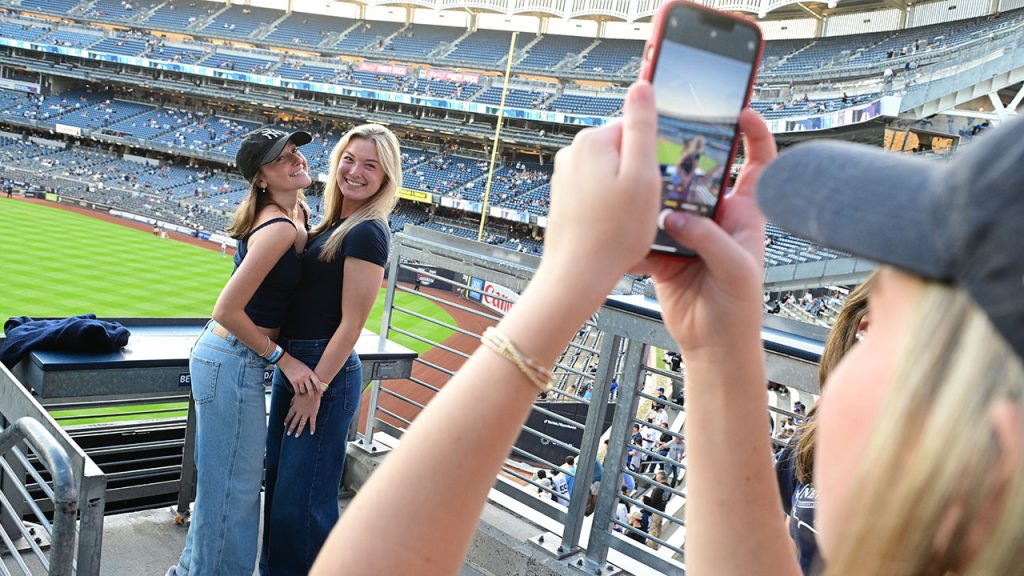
[641, 0, 763, 257]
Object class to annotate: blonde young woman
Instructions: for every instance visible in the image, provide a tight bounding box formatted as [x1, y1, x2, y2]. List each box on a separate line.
[307, 86, 1024, 576]
[260, 124, 400, 576]
[171, 128, 321, 576]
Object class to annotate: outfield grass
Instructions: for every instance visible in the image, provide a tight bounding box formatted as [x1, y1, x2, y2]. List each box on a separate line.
[1, 198, 231, 321]
[2, 199, 457, 425]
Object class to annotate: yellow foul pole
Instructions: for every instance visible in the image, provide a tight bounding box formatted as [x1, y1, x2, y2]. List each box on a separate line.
[478, 31, 517, 242]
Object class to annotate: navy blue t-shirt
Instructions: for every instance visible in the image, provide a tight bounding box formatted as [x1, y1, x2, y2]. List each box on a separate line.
[775, 441, 821, 575]
[282, 219, 389, 340]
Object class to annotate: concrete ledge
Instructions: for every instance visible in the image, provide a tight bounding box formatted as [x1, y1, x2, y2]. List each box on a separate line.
[345, 443, 579, 576]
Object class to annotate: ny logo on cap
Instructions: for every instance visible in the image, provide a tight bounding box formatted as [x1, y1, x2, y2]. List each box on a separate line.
[256, 128, 287, 140]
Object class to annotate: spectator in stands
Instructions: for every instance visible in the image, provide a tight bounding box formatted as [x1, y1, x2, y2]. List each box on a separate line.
[170, 128, 320, 576]
[642, 470, 671, 549]
[774, 271, 876, 575]
[535, 469, 553, 498]
[260, 124, 401, 576]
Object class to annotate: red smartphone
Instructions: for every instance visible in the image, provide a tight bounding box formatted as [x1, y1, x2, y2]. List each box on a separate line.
[640, 0, 763, 257]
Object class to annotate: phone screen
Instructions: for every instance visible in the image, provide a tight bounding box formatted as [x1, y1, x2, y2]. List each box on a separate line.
[650, 5, 761, 256]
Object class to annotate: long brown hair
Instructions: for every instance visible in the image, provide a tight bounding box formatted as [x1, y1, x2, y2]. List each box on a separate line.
[227, 176, 307, 239]
[314, 124, 401, 262]
[794, 270, 877, 484]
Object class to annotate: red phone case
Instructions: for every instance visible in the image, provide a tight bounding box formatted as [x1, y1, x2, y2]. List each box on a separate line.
[640, 0, 764, 256]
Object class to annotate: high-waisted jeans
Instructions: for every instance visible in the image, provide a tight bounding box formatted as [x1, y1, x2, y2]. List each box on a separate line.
[259, 339, 362, 576]
[176, 321, 267, 576]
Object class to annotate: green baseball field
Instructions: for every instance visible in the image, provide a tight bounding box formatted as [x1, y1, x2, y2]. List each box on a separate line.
[1, 198, 455, 425]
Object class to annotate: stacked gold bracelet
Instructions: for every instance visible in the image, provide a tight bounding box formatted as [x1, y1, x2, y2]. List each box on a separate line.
[480, 326, 554, 392]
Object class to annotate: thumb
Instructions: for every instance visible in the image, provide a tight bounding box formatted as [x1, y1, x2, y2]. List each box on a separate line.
[662, 213, 754, 285]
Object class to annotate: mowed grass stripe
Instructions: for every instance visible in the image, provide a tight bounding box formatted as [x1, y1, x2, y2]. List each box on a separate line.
[2, 199, 232, 320]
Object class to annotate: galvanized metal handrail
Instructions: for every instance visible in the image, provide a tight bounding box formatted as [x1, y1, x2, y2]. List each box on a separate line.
[0, 417, 78, 576]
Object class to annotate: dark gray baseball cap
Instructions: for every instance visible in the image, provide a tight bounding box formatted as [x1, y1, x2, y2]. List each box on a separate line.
[756, 114, 1024, 361]
[235, 127, 312, 182]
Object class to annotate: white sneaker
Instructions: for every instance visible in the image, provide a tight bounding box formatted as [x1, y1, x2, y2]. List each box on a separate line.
[165, 567, 177, 576]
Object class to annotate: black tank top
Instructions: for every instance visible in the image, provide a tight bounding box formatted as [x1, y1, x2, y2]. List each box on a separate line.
[233, 217, 302, 329]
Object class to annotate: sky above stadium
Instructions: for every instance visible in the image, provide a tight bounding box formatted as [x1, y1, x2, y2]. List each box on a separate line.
[653, 40, 753, 121]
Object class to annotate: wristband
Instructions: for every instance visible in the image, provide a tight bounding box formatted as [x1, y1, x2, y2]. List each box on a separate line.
[267, 345, 284, 364]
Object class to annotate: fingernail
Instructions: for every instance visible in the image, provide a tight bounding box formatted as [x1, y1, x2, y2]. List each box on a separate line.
[666, 213, 687, 231]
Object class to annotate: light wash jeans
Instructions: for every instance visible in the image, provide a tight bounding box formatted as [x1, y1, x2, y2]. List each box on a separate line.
[176, 321, 267, 576]
[259, 340, 361, 576]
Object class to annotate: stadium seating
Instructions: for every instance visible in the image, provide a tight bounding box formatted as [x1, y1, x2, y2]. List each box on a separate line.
[548, 93, 623, 116]
[385, 24, 463, 58]
[518, 35, 593, 70]
[147, 44, 205, 64]
[333, 20, 402, 51]
[86, 0, 146, 22]
[200, 52, 277, 73]
[142, 1, 217, 29]
[89, 37, 148, 56]
[473, 87, 548, 109]
[200, 5, 279, 39]
[17, 0, 81, 17]
[263, 12, 354, 47]
[275, 63, 341, 83]
[444, 30, 534, 66]
[0, 21, 49, 42]
[574, 39, 642, 74]
[54, 99, 154, 129]
[39, 29, 101, 48]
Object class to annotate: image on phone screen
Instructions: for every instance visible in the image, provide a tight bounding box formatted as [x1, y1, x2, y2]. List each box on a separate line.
[650, 10, 759, 255]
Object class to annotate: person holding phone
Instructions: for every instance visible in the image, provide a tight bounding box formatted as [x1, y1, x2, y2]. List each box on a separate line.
[170, 128, 321, 576]
[259, 124, 400, 576]
[306, 79, 685, 576]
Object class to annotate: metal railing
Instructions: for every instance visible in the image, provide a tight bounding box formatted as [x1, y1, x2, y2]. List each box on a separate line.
[360, 226, 821, 574]
[0, 363, 106, 575]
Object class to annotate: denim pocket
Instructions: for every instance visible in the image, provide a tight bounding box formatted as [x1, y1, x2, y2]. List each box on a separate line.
[189, 355, 220, 405]
[342, 360, 362, 413]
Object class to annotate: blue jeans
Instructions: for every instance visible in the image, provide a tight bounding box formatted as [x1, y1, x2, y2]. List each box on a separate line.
[176, 321, 267, 576]
[259, 340, 361, 576]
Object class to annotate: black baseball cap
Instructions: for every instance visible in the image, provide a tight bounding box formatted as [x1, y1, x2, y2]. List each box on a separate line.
[756, 115, 1024, 361]
[235, 127, 312, 182]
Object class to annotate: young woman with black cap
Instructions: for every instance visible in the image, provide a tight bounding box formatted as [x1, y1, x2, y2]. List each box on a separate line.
[170, 128, 322, 576]
[259, 124, 401, 576]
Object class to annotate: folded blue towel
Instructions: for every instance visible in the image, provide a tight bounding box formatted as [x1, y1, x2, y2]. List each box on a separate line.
[2, 314, 131, 368]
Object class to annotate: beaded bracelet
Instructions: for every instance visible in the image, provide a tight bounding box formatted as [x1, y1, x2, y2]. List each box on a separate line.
[480, 327, 553, 392]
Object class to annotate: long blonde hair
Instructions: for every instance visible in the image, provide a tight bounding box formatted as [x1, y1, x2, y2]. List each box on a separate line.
[227, 175, 308, 239]
[795, 271, 877, 484]
[823, 280, 1024, 575]
[315, 124, 401, 262]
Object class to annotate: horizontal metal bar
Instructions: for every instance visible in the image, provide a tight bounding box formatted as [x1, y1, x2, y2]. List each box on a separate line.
[376, 407, 412, 428]
[394, 282, 502, 323]
[392, 304, 478, 340]
[379, 387, 427, 411]
[389, 327, 472, 361]
[42, 395, 189, 410]
[412, 357, 456, 379]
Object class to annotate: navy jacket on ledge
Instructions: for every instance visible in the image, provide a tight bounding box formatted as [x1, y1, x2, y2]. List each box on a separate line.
[1, 314, 131, 368]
